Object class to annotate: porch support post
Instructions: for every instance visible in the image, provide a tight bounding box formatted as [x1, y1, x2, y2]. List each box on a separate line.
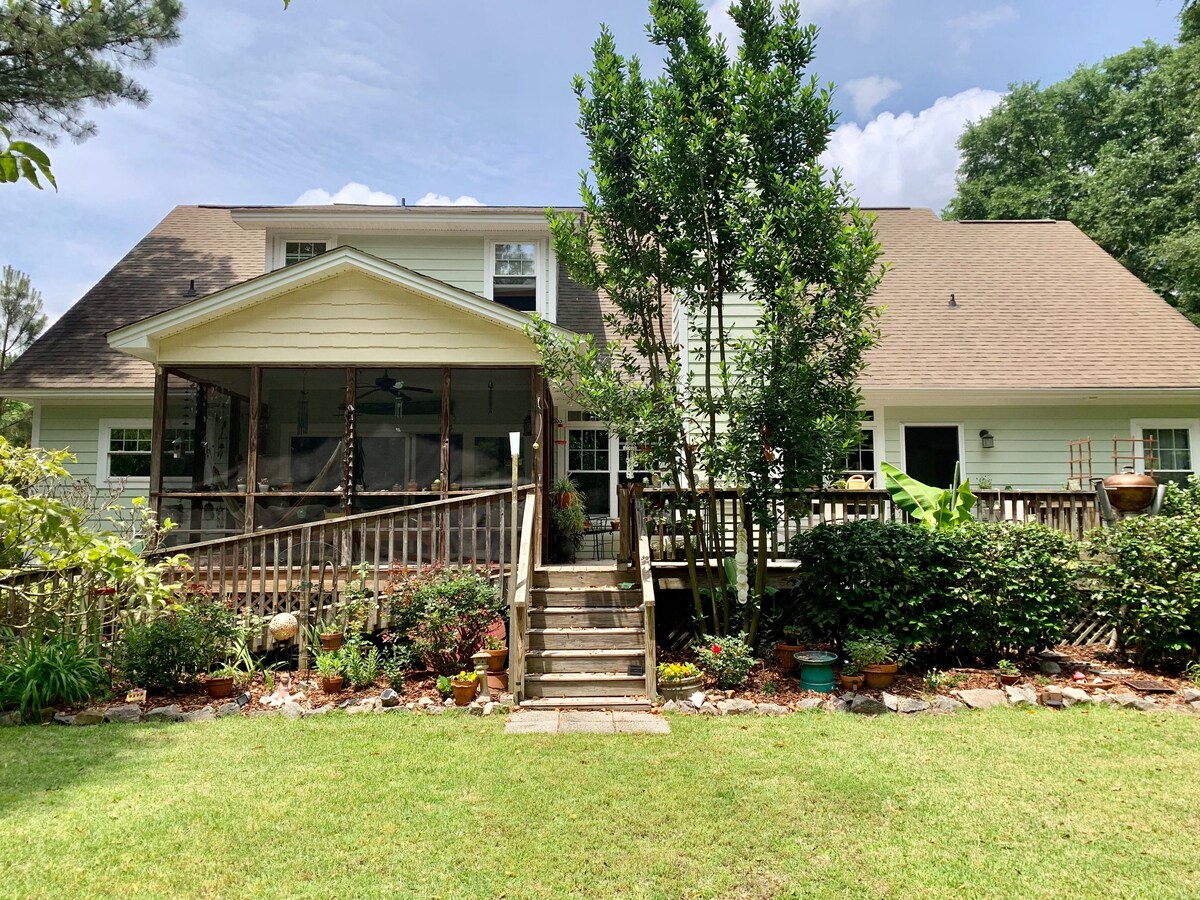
[149, 366, 167, 522]
[245, 366, 261, 533]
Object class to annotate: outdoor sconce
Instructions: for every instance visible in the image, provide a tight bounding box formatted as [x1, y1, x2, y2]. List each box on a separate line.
[979, 429, 995, 449]
[171, 437, 184, 459]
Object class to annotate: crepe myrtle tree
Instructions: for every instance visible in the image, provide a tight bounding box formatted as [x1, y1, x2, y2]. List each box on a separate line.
[529, 0, 884, 641]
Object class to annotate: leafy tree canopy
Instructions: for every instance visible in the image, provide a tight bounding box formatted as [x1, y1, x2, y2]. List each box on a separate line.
[945, 2, 1200, 322]
[0, 0, 183, 187]
[0, 265, 46, 446]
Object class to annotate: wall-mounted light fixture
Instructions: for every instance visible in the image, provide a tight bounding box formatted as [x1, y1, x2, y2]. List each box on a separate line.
[979, 429, 995, 449]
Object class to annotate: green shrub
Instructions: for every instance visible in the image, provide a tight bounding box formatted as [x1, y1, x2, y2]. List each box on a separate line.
[341, 639, 382, 690]
[1160, 475, 1200, 517]
[786, 520, 957, 649]
[696, 634, 757, 688]
[0, 633, 109, 720]
[947, 522, 1081, 658]
[113, 597, 250, 693]
[786, 519, 1082, 660]
[1088, 514, 1200, 665]
[388, 567, 505, 674]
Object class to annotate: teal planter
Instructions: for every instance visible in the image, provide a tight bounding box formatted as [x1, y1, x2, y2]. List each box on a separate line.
[795, 651, 837, 694]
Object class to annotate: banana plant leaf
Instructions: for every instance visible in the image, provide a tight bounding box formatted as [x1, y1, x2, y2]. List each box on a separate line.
[880, 461, 976, 529]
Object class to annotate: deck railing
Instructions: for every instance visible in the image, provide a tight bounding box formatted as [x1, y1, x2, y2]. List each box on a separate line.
[149, 486, 536, 651]
[638, 487, 1100, 561]
[631, 493, 658, 698]
[509, 495, 537, 704]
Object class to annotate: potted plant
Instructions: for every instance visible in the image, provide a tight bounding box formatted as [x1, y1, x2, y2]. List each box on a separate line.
[549, 476, 586, 563]
[315, 650, 345, 693]
[450, 670, 478, 706]
[481, 634, 507, 672]
[204, 666, 237, 699]
[837, 661, 864, 692]
[657, 662, 703, 702]
[997, 659, 1020, 686]
[776, 625, 806, 674]
[844, 629, 910, 691]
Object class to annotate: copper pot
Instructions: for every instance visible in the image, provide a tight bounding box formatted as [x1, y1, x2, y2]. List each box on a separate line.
[1103, 471, 1157, 512]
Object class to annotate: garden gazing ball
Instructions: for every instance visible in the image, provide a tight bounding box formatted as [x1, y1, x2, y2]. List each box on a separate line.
[268, 612, 298, 641]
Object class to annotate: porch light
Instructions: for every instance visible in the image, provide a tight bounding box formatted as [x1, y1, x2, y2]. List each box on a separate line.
[979, 429, 995, 449]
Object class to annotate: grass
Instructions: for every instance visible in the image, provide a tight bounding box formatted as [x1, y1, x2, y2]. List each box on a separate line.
[1, 707, 1198, 899]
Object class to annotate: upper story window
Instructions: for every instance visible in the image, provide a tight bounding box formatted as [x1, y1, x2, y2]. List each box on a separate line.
[284, 241, 328, 266]
[487, 241, 539, 312]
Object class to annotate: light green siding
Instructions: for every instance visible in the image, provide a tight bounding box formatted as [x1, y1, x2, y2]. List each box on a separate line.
[877, 404, 1200, 490]
[336, 234, 485, 294]
[37, 403, 154, 505]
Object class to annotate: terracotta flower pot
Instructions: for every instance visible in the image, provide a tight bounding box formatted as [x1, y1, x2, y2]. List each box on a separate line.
[862, 662, 898, 690]
[487, 671, 508, 693]
[998, 672, 1019, 686]
[452, 679, 478, 706]
[838, 673, 864, 692]
[482, 647, 507, 672]
[320, 675, 344, 693]
[776, 643, 805, 673]
[319, 632, 344, 652]
[205, 676, 235, 699]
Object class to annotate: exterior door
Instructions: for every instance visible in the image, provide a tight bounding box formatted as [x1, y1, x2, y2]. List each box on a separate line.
[903, 425, 961, 487]
[566, 427, 612, 517]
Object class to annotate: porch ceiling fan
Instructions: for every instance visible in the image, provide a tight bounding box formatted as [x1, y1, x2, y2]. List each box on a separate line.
[356, 370, 434, 403]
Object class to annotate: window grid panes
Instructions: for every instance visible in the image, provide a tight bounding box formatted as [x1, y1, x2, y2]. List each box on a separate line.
[492, 242, 537, 312]
[843, 428, 875, 476]
[284, 241, 327, 266]
[1144, 428, 1192, 480]
[568, 429, 609, 472]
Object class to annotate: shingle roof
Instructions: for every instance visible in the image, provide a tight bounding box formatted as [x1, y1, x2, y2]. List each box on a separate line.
[0, 206, 264, 391]
[6, 204, 1200, 394]
[862, 208, 1200, 389]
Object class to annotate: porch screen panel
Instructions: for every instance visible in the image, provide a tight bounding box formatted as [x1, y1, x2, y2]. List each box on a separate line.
[166, 368, 252, 492]
[355, 368, 442, 491]
[449, 368, 533, 489]
[257, 368, 347, 493]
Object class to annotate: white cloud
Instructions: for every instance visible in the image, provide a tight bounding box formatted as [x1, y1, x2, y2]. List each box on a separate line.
[843, 76, 902, 120]
[412, 192, 484, 206]
[707, 0, 891, 47]
[949, 4, 1018, 53]
[293, 182, 398, 205]
[821, 87, 1004, 211]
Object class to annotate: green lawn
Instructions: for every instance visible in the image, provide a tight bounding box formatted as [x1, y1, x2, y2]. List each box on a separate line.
[1, 708, 1198, 899]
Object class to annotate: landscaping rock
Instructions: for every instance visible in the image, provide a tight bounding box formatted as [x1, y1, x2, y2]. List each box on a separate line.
[425, 705, 445, 715]
[1039, 661, 1062, 675]
[146, 704, 183, 722]
[796, 698, 824, 711]
[882, 692, 899, 711]
[0, 712, 20, 726]
[306, 704, 333, 716]
[1189, 700, 1200, 714]
[217, 702, 241, 718]
[755, 702, 789, 715]
[850, 694, 890, 716]
[827, 696, 851, 713]
[697, 702, 720, 715]
[483, 701, 497, 717]
[1042, 687, 1064, 708]
[717, 698, 755, 715]
[443, 697, 455, 707]
[954, 689, 1008, 710]
[660, 700, 679, 713]
[181, 707, 215, 723]
[1110, 693, 1141, 707]
[73, 708, 106, 726]
[466, 702, 484, 716]
[104, 704, 143, 724]
[417, 697, 434, 708]
[933, 697, 965, 713]
[1061, 687, 1091, 706]
[1090, 692, 1118, 707]
[1004, 685, 1037, 706]
[346, 701, 373, 715]
[53, 712, 76, 726]
[282, 701, 304, 720]
[380, 689, 400, 708]
[1182, 688, 1200, 704]
[894, 696, 930, 715]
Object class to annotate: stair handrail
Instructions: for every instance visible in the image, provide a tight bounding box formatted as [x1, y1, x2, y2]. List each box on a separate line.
[632, 490, 657, 699]
[510, 493, 537, 704]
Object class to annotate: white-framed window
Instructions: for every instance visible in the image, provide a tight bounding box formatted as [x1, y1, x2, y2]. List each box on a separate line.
[485, 239, 546, 314]
[1132, 419, 1200, 484]
[842, 410, 877, 484]
[269, 235, 335, 271]
[98, 420, 194, 486]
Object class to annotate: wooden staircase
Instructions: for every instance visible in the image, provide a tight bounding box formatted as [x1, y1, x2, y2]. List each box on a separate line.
[519, 564, 651, 710]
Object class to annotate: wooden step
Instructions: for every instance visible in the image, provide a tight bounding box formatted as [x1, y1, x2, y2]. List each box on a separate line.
[524, 673, 646, 698]
[519, 696, 651, 711]
[530, 586, 642, 607]
[534, 565, 634, 589]
[529, 606, 643, 629]
[526, 627, 645, 650]
[525, 649, 645, 675]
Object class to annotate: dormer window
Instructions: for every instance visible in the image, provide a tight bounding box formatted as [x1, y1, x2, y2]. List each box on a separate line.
[487, 241, 539, 312]
[284, 241, 328, 266]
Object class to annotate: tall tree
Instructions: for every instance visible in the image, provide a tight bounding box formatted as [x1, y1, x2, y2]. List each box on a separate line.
[530, 0, 883, 641]
[945, 1, 1200, 322]
[0, 0, 183, 188]
[0, 265, 47, 445]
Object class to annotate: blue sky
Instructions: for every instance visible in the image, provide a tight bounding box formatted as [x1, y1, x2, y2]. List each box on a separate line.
[1, 0, 1186, 321]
